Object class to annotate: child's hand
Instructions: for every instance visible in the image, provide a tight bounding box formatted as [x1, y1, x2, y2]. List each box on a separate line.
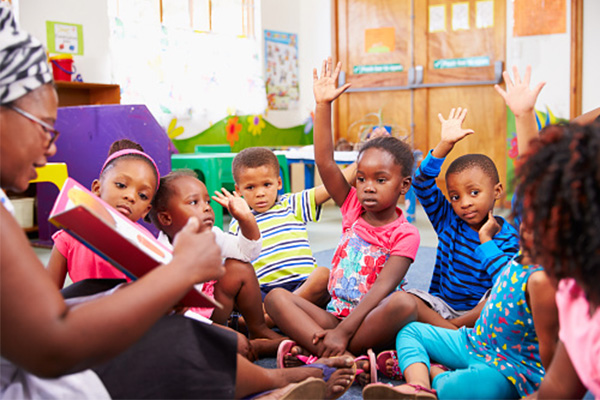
[212, 188, 252, 221]
[313, 57, 351, 105]
[438, 107, 474, 146]
[312, 328, 349, 357]
[494, 65, 545, 118]
[479, 211, 501, 243]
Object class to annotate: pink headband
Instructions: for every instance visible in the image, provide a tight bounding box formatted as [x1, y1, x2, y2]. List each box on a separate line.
[101, 149, 160, 189]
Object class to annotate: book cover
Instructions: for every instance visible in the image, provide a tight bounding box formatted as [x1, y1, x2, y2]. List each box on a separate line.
[49, 177, 221, 309]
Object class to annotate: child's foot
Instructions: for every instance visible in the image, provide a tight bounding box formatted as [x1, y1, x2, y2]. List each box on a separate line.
[276, 340, 318, 368]
[376, 350, 404, 380]
[248, 325, 286, 341]
[363, 383, 438, 400]
[429, 363, 450, 380]
[305, 355, 356, 399]
[354, 348, 377, 386]
[250, 337, 287, 359]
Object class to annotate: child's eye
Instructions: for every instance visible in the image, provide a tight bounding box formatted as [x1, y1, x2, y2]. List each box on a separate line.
[189, 200, 198, 205]
[377, 178, 386, 184]
[357, 177, 365, 182]
[265, 183, 272, 187]
[471, 190, 479, 196]
[139, 193, 149, 201]
[115, 182, 125, 189]
[450, 195, 459, 201]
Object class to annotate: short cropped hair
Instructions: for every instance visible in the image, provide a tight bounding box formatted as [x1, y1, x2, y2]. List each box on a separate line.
[359, 136, 414, 177]
[232, 147, 279, 182]
[446, 154, 499, 184]
[146, 169, 198, 225]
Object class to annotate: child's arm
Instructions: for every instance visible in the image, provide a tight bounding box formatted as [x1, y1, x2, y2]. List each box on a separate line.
[45, 246, 68, 289]
[313, 255, 412, 357]
[212, 188, 260, 241]
[312, 162, 357, 206]
[494, 65, 545, 157]
[537, 341, 588, 399]
[476, 213, 520, 282]
[528, 270, 559, 369]
[313, 57, 352, 208]
[431, 107, 474, 159]
[572, 106, 600, 125]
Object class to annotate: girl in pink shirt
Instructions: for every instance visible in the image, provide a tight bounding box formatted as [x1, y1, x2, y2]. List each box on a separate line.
[517, 121, 600, 399]
[47, 140, 160, 287]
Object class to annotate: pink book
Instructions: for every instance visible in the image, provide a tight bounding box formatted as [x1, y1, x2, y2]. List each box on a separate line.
[49, 177, 221, 309]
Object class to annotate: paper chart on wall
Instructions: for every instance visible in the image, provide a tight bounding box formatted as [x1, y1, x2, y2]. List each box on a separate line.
[264, 30, 300, 110]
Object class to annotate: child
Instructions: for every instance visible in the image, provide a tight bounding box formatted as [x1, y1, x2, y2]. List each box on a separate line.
[514, 115, 600, 398]
[230, 146, 356, 306]
[148, 168, 283, 343]
[403, 107, 520, 329]
[264, 58, 420, 366]
[46, 139, 159, 287]
[364, 67, 559, 399]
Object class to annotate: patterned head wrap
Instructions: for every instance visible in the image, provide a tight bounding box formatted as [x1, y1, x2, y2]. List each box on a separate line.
[0, 4, 53, 104]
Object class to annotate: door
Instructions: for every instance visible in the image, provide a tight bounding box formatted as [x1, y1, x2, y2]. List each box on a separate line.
[335, 0, 507, 202]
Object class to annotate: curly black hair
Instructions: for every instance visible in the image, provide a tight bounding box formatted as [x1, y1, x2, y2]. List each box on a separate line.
[516, 121, 600, 305]
[446, 154, 500, 184]
[358, 136, 414, 177]
[232, 147, 280, 182]
[146, 169, 198, 226]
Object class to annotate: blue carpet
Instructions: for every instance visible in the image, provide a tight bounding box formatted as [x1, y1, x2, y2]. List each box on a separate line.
[255, 246, 436, 399]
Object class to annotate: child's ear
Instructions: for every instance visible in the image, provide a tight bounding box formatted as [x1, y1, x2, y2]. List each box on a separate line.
[235, 184, 240, 193]
[157, 211, 172, 227]
[277, 176, 282, 191]
[400, 176, 412, 195]
[494, 182, 504, 199]
[91, 179, 101, 195]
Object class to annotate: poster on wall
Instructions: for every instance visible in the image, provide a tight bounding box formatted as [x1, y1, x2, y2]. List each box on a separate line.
[264, 30, 299, 110]
[513, 0, 566, 36]
[46, 21, 84, 55]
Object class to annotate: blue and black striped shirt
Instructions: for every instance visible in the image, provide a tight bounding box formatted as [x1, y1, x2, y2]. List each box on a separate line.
[413, 151, 520, 311]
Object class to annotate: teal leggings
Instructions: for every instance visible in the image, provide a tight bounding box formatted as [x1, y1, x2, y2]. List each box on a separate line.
[396, 322, 519, 400]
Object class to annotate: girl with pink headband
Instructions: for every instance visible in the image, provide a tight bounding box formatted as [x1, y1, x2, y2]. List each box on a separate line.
[47, 139, 161, 288]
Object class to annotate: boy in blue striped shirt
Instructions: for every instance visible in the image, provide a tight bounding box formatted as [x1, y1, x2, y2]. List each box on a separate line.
[408, 107, 519, 329]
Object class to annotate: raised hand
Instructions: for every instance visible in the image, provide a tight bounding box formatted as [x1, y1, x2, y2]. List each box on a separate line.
[313, 57, 351, 105]
[212, 188, 252, 222]
[494, 65, 545, 118]
[438, 107, 474, 146]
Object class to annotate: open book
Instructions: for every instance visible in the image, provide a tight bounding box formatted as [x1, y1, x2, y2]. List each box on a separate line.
[49, 177, 221, 309]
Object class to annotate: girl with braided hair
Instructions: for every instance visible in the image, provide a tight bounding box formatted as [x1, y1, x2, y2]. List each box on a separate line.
[516, 121, 600, 399]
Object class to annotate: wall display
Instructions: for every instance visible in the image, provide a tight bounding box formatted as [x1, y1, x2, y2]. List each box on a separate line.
[513, 0, 566, 36]
[364, 27, 395, 53]
[476, 0, 494, 28]
[429, 5, 446, 33]
[264, 30, 300, 110]
[452, 3, 470, 31]
[46, 21, 84, 55]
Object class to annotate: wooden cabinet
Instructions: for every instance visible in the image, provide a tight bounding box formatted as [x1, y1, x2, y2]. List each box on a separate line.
[55, 81, 120, 107]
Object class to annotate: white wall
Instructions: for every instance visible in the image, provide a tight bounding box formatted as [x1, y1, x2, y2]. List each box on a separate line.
[18, 0, 112, 84]
[260, 0, 332, 128]
[582, 0, 600, 114]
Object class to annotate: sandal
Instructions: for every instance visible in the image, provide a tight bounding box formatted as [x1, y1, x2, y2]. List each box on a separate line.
[252, 377, 326, 399]
[276, 340, 318, 369]
[363, 382, 438, 399]
[354, 348, 377, 385]
[376, 350, 404, 380]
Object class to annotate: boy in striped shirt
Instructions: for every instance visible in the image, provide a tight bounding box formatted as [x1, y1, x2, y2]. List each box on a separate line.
[409, 107, 519, 329]
[230, 147, 355, 307]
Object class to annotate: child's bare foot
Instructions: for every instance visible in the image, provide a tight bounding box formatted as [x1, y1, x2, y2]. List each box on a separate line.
[354, 349, 377, 386]
[306, 355, 356, 399]
[376, 350, 404, 380]
[250, 337, 287, 359]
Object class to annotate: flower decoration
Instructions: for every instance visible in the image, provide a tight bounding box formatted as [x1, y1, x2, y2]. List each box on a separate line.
[247, 115, 265, 136]
[166, 117, 185, 139]
[225, 116, 242, 148]
[508, 133, 518, 159]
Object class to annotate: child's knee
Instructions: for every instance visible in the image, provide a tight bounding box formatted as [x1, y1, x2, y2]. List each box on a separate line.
[388, 291, 418, 318]
[263, 288, 290, 313]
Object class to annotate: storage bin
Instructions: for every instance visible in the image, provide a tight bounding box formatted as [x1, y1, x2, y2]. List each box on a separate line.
[12, 197, 35, 228]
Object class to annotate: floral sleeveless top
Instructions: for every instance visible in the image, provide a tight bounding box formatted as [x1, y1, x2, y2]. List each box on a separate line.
[465, 255, 544, 398]
[326, 220, 405, 318]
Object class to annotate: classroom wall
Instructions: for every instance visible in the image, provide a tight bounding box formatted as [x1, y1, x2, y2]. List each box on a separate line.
[18, 0, 112, 84]
[260, 0, 333, 128]
[17, 0, 599, 120]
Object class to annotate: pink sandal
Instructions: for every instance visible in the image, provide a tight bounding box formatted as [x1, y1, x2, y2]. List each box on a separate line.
[376, 350, 404, 380]
[276, 340, 318, 369]
[354, 348, 377, 385]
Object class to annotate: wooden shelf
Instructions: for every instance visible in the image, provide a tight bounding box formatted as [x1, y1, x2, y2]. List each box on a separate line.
[55, 81, 120, 107]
